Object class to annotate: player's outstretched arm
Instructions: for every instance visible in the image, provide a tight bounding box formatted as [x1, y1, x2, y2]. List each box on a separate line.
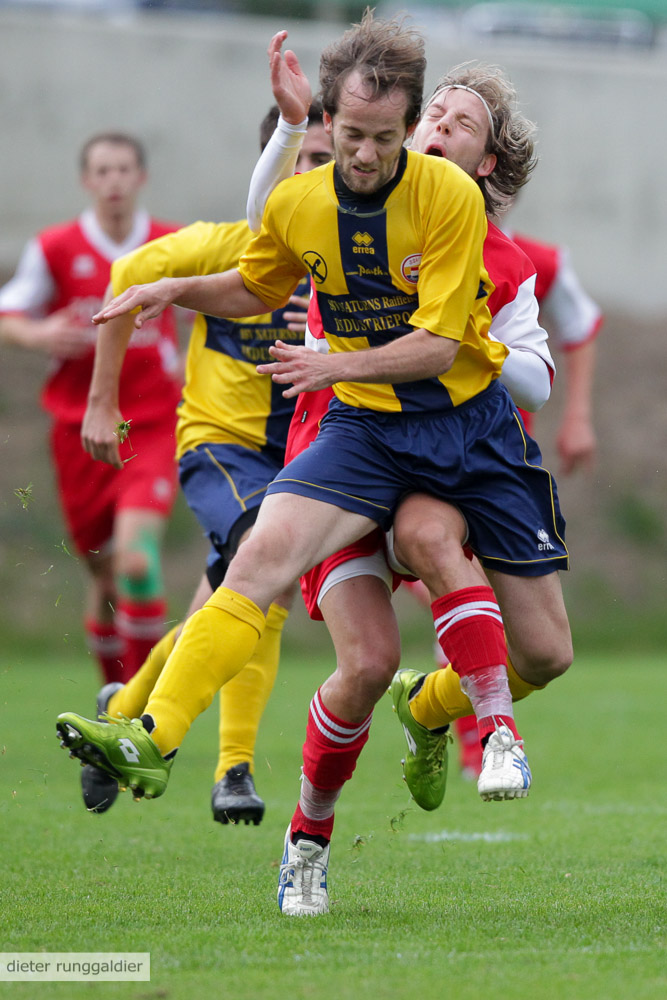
[82, 296, 136, 469]
[0, 308, 91, 358]
[268, 30, 312, 126]
[93, 270, 267, 328]
[247, 31, 312, 232]
[557, 338, 597, 474]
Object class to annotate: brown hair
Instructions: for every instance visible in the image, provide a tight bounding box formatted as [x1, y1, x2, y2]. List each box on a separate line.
[429, 62, 538, 216]
[319, 7, 425, 128]
[79, 133, 147, 172]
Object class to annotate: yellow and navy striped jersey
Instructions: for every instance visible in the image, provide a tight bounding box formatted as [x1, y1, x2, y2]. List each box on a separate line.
[239, 149, 507, 413]
[111, 220, 306, 459]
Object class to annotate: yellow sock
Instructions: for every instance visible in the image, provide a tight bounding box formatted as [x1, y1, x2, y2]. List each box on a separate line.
[507, 657, 546, 699]
[107, 624, 180, 719]
[410, 664, 471, 730]
[410, 654, 544, 730]
[143, 587, 265, 757]
[214, 603, 288, 782]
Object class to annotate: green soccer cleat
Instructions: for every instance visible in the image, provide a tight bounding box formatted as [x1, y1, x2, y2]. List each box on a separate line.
[56, 713, 172, 801]
[390, 668, 452, 811]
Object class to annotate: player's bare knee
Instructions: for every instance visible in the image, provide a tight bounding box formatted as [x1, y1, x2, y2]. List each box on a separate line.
[339, 634, 400, 696]
[115, 549, 149, 583]
[395, 520, 451, 579]
[514, 635, 573, 686]
[338, 657, 396, 707]
[226, 534, 294, 598]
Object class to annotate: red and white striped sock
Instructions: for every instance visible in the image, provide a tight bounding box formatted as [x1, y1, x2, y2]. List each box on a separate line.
[431, 586, 517, 744]
[84, 619, 125, 685]
[290, 689, 373, 843]
[114, 597, 167, 683]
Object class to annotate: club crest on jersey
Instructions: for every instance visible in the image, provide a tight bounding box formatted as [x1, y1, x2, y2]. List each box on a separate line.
[352, 231, 375, 255]
[401, 254, 421, 284]
[537, 528, 555, 551]
[302, 251, 328, 285]
[72, 254, 96, 278]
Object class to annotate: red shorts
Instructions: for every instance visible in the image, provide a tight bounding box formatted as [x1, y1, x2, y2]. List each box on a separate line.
[301, 528, 412, 621]
[50, 417, 178, 556]
[518, 407, 533, 435]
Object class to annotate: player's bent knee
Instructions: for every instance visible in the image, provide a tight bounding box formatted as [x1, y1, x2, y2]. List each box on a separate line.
[225, 535, 297, 597]
[517, 637, 573, 686]
[337, 640, 400, 699]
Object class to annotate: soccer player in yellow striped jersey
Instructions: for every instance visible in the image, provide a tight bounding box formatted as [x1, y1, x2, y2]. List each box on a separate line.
[242, 147, 505, 413]
[60, 14, 570, 916]
[114, 218, 304, 461]
[76, 103, 333, 823]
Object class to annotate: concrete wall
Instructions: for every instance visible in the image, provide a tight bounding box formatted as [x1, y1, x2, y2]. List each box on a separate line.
[1, 7, 666, 314]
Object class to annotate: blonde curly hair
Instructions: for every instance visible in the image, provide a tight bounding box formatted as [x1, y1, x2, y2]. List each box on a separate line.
[428, 62, 538, 216]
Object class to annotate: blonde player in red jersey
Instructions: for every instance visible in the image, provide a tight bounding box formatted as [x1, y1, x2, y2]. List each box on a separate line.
[0, 134, 181, 686]
[504, 229, 601, 473]
[453, 225, 603, 776]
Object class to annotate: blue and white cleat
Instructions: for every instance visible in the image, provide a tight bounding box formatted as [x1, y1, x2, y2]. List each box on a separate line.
[478, 724, 532, 801]
[278, 825, 329, 916]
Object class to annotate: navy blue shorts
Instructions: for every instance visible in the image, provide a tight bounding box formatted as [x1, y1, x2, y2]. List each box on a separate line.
[179, 443, 284, 588]
[266, 383, 568, 578]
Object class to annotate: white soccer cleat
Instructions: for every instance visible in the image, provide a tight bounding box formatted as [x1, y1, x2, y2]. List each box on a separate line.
[478, 724, 532, 801]
[278, 825, 330, 916]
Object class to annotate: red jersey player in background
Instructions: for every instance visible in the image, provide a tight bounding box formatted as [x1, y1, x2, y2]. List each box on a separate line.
[0, 133, 181, 685]
[508, 229, 602, 472]
[453, 226, 603, 777]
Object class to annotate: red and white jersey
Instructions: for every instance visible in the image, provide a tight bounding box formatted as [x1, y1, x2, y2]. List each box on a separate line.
[0, 209, 181, 423]
[507, 231, 604, 351]
[484, 222, 554, 371]
[285, 220, 554, 460]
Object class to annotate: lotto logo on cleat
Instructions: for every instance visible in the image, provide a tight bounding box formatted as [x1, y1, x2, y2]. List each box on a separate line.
[402, 725, 418, 756]
[117, 737, 141, 763]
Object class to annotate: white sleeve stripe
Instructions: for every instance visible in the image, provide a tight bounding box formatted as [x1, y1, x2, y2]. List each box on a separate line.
[304, 327, 330, 353]
[0, 238, 54, 314]
[541, 249, 603, 347]
[246, 116, 306, 234]
[489, 274, 555, 373]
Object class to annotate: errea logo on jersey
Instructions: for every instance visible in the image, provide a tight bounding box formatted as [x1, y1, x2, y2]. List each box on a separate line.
[72, 254, 96, 278]
[401, 254, 421, 284]
[352, 232, 375, 254]
[537, 529, 555, 551]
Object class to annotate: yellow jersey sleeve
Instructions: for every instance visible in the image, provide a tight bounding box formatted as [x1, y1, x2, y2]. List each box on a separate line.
[111, 220, 253, 295]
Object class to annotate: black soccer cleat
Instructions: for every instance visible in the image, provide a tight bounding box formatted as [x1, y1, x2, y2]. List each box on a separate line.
[79, 681, 125, 813]
[211, 762, 265, 826]
[80, 763, 120, 813]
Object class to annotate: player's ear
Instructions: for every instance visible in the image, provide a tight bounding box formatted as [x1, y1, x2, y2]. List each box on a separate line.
[476, 153, 496, 178]
[323, 111, 333, 136]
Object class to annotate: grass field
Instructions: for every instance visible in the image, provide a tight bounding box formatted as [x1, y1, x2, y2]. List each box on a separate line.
[1, 643, 664, 999]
